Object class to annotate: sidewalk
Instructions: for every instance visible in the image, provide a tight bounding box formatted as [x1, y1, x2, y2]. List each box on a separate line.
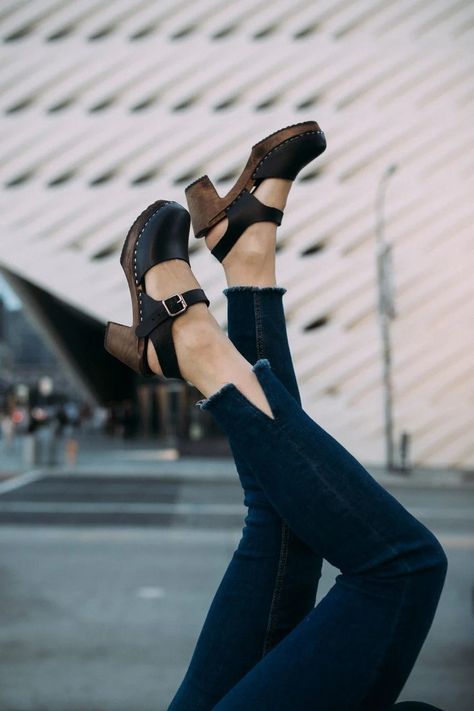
[1, 432, 473, 490]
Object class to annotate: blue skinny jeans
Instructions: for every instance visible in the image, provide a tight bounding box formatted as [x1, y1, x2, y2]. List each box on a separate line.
[168, 287, 447, 711]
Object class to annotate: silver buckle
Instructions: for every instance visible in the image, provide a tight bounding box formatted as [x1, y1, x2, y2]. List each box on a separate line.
[163, 293, 187, 317]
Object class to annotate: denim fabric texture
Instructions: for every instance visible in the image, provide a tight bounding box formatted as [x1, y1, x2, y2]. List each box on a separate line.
[168, 287, 323, 710]
[168, 289, 447, 711]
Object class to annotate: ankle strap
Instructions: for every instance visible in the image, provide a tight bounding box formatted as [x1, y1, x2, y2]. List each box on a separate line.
[211, 190, 283, 263]
[135, 288, 209, 379]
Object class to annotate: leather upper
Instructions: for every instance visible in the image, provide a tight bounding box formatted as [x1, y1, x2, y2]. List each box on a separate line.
[134, 201, 191, 285]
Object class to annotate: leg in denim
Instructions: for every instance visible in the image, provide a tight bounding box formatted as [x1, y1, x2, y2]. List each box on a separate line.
[196, 360, 447, 711]
[168, 288, 322, 710]
[225, 286, 324, 649]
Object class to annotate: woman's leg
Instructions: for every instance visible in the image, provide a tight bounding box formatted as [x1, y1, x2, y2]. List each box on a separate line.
[147, 196, 445, 709]
[218, 180, 325, 656]
[168, 288, 322, 710]
[187, 359, 447, 710]
[163, 326, 445, 708]
[225, 284, 324, 639]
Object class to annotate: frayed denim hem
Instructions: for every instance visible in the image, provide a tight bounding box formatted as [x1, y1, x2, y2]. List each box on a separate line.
[195, 359, 272, 410]
[252, 357, 271, 373]
[195, 382, 236, 411]
[223, 286, 287, 296]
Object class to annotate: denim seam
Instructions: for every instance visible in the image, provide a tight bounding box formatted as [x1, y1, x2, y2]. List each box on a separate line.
[202, 358, 412, 577]
[252, 290, 291, 657]
[271, 425, 413, 577]
[262, 522, 290, 657]
[204, 366, 410, 578]
[226, 379, 413, 578]
[253, 291, 265, 359]
[251, 359, 283, 422]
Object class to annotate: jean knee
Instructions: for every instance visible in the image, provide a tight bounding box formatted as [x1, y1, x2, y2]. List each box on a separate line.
[429, 531, 448, 575]
[432, 537, 448, 585]
[417, 527, 448, 592]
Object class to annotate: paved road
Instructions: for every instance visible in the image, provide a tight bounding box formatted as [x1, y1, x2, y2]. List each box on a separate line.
[0, 472, 472, 711]
[0, 471, 473, 530]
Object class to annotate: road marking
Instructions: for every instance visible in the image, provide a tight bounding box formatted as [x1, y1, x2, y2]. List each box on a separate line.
[0, 470, 43, 495]
[118, 449, 179, 461]
[0, 500, 472, 521]
[0, 501, 244, 515]
[137, 586, 165, 599]
[409, 507, 474, 521]
[0, 526, 244, 544]
[437, 534, 474, 549]
[1, 525, 473, 550]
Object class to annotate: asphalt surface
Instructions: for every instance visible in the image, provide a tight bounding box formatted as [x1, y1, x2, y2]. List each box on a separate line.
[0, 467, 473, 711]
[0, 471, 473, 530]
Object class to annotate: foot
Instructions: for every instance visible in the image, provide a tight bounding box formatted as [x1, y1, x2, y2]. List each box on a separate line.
[205, 178, 291, 287]
[143, 259, 274, 417]
[143, 259, 211, 377]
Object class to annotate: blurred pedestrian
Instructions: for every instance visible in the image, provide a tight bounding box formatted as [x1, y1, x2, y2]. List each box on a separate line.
[0, 411, 14, 451]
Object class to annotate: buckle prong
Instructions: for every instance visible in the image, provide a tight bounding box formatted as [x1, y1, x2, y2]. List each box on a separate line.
[163, 293, 187, 317]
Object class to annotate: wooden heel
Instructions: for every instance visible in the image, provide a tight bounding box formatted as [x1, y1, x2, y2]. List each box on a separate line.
[104, 200, 210, 380]
[185, 175, 224, 238]
[185, 121, 325, 240]
[104, 321, 144, 374]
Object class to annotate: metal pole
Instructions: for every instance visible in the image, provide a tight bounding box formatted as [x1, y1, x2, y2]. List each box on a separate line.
[375, 164, 397, 472]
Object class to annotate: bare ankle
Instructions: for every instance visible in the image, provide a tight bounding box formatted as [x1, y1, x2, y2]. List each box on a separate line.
[204, 178, 288, 284]
[146, 304, 215, 378]
[173, 308, 220, 381]
[223, 225, 277, 287]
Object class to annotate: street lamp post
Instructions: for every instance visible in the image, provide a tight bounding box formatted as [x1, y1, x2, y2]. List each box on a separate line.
[375, 164, 398, 472]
